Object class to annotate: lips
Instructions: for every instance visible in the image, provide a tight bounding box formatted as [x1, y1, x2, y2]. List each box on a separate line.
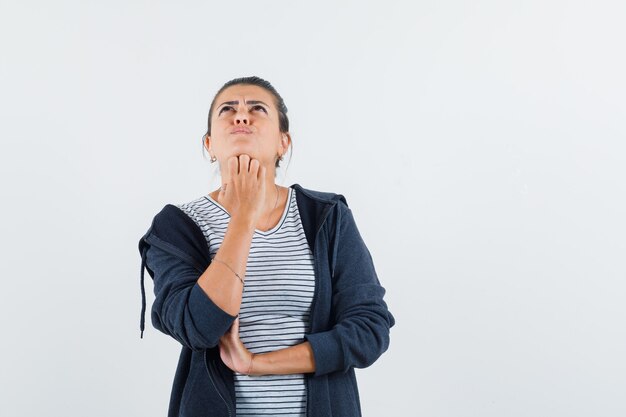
[231, 128, 252, 134]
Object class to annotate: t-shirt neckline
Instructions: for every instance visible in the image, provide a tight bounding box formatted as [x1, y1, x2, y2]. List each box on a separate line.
[204, 186, 293, 236]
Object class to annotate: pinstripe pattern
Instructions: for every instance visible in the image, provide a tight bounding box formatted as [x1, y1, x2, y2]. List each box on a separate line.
[177, 186, 313, 416]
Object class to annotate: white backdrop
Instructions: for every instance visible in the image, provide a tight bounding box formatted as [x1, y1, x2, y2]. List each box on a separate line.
[1, 1, 625, 416]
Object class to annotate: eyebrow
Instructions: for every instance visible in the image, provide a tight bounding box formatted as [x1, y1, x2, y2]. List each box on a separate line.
[217, 100, 269, 109]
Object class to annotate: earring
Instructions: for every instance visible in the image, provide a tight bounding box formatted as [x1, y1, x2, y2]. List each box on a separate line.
[210, 155, 217, 163]
[278, 154, 284, 161]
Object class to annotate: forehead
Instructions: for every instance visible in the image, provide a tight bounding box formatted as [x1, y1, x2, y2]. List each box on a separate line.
[215, 84, 274, 107]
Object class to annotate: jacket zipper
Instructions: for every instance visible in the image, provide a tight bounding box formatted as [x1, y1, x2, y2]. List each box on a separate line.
[307, 242, 319, 417]
[306, 201, 334, 417]
[204, 350, 232, 417]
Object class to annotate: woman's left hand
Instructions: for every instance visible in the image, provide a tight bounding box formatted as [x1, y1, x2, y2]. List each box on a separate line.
[219, 317, 253, 374]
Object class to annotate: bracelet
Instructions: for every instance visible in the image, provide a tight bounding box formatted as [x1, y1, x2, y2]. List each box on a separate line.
[212, 257, 244, 285]
[246, 353, 255, 376]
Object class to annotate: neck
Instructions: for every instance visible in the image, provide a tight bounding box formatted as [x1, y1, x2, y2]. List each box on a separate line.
[266, 183, 279, 207]
[217, 165, 281, 207]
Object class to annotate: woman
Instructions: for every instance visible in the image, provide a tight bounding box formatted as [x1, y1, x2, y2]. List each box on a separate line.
[138, 76, 395, 417]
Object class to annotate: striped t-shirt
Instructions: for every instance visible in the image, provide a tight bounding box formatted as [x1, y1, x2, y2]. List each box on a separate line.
[176, 186, 314, 416]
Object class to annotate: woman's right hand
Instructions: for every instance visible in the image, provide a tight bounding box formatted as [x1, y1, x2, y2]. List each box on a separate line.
[217, 154, 267, 227]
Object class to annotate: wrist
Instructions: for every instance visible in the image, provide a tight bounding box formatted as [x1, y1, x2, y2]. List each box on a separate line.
[230, 214, 256, 232]
[246, 353, 256, 376]
[247, 352, 270, 376]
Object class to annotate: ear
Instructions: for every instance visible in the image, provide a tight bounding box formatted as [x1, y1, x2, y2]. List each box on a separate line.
[280, 133, 291, 154]
[204, 135, 212, 153]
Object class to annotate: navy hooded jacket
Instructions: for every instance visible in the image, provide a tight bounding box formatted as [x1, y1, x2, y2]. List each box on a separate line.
[138, 183, 395, 417]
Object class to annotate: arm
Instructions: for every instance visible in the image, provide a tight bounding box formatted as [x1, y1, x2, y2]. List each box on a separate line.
[219, 318, 316, 375]
[303, 202, 395, 376]
[146, 214, 257, 351]
[219, 202, 394, 376]
[251, 342, 316, 375]
[196, 214, 256, 316]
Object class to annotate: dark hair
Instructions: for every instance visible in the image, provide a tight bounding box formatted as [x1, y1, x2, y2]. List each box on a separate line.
[202, 76, 293, 170]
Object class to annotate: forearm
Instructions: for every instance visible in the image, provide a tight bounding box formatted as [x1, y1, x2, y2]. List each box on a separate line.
[250, 341, 316, 375]
[197, 215, 255, 316]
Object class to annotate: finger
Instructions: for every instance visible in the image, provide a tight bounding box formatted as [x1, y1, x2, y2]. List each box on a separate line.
[239, 154, 250, 173]
[249, 158, 260, 176]
[258, 165, 266, 181]
[227, 156, 237, 179]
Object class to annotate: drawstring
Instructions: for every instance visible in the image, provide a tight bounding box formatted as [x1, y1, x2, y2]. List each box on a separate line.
[140, 248, 147, 338]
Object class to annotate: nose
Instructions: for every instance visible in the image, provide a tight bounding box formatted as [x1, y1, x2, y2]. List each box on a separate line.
[234, 106, 249, 125]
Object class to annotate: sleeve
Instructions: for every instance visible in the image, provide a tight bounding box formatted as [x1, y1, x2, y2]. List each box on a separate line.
[304, 202, 396, 376]
[144, 243, 237, 352]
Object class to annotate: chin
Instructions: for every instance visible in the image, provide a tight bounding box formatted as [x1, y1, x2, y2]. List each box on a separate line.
[230, 144, 257, 156]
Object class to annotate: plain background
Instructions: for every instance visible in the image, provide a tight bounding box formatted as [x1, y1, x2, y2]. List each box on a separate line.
[1, 1, 625, 416]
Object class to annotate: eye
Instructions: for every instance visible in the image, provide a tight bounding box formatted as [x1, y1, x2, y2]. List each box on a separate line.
[252, 105, 267, 113]
[218, 106, 233, 114]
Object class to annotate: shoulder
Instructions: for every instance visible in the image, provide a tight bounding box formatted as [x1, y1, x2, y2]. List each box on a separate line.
[146, 202, 207, 251]
[140, 202, 211, 270]
[291, 183, 349, 207]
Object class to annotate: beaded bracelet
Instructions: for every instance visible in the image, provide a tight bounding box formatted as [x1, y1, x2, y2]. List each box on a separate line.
[212, 257, 244, 285]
